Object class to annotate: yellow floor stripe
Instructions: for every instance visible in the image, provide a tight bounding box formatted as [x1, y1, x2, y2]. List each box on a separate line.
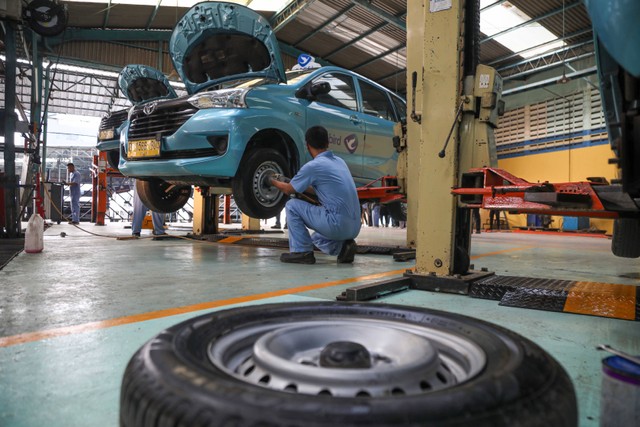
[0, 245, 550, 347]
[0, 268, 408, 348]
[563, 281, 637, 320]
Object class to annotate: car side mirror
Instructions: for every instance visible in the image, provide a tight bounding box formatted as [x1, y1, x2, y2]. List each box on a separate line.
[310, 82, 330, 96]
[295, 82, 331, 100]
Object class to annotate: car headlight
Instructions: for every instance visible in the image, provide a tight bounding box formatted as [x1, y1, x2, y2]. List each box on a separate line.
[188, 89, 248, 109]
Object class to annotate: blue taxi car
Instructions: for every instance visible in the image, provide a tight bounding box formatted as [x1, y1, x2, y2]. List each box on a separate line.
[118, 1, 405, 219]
[97, 65, 177, 170]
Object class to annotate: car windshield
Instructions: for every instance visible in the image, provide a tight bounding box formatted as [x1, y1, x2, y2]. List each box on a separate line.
[235, 70, 314, 88]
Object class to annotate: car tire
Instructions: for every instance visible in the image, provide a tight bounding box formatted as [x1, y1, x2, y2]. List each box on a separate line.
[386, 200, 407, 222]
[232, 148, 290, 219]
[136, 179, 191, 213]
[106, 150, 120, 171]
[612, 218, 640, 258]
[120, 302, 577, 427]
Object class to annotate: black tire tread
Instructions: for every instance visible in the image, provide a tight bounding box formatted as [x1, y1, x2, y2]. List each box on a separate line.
[136, 179, 191, 213]
[120, 303, 577, 427]
[232, 148, 290, 219]
[612, 218, 640, 258]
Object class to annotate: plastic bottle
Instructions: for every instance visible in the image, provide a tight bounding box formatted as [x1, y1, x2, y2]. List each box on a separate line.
[24, 213, 44, 253]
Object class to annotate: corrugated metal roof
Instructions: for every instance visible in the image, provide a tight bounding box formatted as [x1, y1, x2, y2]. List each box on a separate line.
[1, 0, 595, 118]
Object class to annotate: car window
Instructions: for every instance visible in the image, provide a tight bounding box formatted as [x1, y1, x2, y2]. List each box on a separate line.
[359, 80, 397, 121]
[391, 94, 407, 123]
[311, 73, 358, 112]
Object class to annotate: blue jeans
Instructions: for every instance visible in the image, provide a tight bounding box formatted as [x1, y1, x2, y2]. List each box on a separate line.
[70, 194, 80, 222]
[132, 187, 165, 234]
[285, 198, 361, 255]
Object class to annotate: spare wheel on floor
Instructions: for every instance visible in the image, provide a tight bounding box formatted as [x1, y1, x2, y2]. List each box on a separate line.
[120, 302, 577, 427]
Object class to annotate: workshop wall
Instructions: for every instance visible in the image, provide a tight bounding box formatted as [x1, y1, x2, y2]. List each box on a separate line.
[496, 143, 618, 234]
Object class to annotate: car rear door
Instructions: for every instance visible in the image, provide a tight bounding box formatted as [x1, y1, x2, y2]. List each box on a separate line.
[305, 72, 365, 180]
[356, 78, 405, 180]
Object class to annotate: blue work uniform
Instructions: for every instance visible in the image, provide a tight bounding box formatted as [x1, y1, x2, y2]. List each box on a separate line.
[69, 170, 81, 223]
[286, 150, 361, 255]
[132, 182, 166, 235]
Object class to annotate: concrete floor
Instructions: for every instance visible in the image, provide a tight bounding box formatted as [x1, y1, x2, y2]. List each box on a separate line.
[0, 221, 638, 426]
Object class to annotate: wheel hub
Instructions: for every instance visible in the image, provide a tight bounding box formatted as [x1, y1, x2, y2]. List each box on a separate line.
[209, 319, 486, 398]
[319, 341, 372, 369]
[252, 161, 283, 207]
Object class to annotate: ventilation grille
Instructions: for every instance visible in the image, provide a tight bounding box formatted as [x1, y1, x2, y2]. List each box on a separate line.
[495, 88, 607, 157]
[128, 98, 197, 141]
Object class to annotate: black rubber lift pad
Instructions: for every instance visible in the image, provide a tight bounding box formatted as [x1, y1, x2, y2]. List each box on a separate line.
[471, 275, 639, 321]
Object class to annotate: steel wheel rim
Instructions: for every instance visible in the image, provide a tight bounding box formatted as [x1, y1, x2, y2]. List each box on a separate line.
[252, 160, 284, 207]
[209, 317, 486, 398]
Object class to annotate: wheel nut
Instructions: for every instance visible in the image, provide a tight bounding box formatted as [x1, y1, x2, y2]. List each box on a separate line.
[319, 341, 372, 369]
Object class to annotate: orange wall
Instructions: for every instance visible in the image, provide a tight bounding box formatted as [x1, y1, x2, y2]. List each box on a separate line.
[491, 144, 619, 233]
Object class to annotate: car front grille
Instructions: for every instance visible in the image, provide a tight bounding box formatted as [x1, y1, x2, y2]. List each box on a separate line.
[128, 98, 197, 141]
[98, 109, 128, 140]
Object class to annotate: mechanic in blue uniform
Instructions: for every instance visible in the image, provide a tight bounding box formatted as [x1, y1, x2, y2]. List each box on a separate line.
[65, 162, 81, 224]
[270, 126, 361, 264]
[131, 180, 166, 237]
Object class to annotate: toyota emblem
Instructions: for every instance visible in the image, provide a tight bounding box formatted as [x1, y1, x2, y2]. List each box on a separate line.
[143, 102, 157, 115]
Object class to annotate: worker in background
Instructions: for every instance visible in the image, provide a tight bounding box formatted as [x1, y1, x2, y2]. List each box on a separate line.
[65, 162, 81, 224]
[472, 208, 481, 234]
[131, 180, 166, 237]
[490, 209, 500, 230]
[270, 126, 361, 264]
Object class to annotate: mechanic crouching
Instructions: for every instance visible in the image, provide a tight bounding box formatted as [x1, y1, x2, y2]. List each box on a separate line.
[270, 126, 361, 264]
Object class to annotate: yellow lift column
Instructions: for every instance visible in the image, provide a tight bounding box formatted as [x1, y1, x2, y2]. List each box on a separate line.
[403, 0, 502, 292]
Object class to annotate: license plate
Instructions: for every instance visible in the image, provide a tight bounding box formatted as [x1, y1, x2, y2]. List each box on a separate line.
[99, 129, 114, 140]
[128, 139, 160, 158]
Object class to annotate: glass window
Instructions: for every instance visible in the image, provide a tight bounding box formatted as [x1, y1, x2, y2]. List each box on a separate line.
[359, 80, 396, 121]
[391, 95, 407, 123]
[311, 73, 358, 111]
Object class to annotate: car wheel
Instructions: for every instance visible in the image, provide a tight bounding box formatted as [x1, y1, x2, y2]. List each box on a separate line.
[136, 179, 191, 213]
[232, 148, 290, 219]
[386, 200, 407, 222]
[612, 218, 640, 258]
[106, 150, 120, 171]
[120, 302, 577, 427]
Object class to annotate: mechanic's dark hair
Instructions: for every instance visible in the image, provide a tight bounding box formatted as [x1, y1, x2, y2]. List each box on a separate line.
[305, 126, 329, 150]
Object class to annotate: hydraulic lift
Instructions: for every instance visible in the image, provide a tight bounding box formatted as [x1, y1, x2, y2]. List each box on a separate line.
[336, 0, 638, 321]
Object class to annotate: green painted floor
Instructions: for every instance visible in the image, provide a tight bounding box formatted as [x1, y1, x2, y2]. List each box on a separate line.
[0, 222, 638, 426]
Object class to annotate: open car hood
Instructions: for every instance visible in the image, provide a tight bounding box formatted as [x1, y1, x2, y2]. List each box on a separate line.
[118, 65, 177, 105]
[169, 1, 286, 95]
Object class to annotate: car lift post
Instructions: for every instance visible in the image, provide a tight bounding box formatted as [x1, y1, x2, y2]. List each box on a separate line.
[193, 187, 219, 235]
[338, 0, 503, 300]
[92, 152, 108, 225]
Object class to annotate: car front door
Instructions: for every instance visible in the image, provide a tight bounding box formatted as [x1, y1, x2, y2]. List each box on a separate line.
[356, 79, 404, 180]
[305, 72, 365, 180]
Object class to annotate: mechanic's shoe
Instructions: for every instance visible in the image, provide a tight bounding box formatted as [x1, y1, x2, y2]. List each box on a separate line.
[280, 251, 316, 264]
[132, 232, 141, 237]
[337, 239, 357, 264]
[271, 225, 281, 229]
[68, 221, 79, 225]
[284, 223, 288, 229]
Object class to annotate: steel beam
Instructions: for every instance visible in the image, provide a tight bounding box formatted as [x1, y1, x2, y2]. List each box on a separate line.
[502, 66, 597, 95]
[480, 0, 582, 44]
[270, 0, 317, 33]
[102, 0, 113, 30]
[3, 22, 19, 237]
[352, 44, 405, 71]
[293, 4, 357, 47]
[350, 0, 406, 31]
[146, 0, 163, 30]
[488, 28, 592, 66]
